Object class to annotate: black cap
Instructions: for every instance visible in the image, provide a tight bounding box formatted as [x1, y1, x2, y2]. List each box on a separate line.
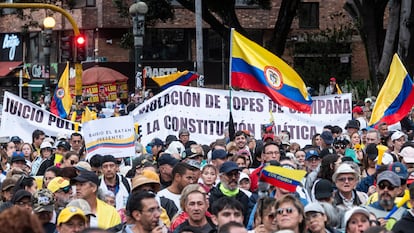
[101, 155, 117, 165]
[72, 171, 100, 186]
[11, 152, 25, 163]
[165, 135, 178, 146]
[148, 138, 164, 147]
[345, 120, 360, 130]
[219, 161, 240, 174]
[10, 136, 22, 142]
[157, 154, 180, 167]
[11, 190, 32, 204]
[365, 143, 378, 160]
[57, 141, 71, 151]
[212, 149, 227, 160]
[314, 179, 333, 200]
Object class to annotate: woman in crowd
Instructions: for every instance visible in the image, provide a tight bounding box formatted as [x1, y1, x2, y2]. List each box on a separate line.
[304, 202, 340, 233]
[343, 207, 370, 233]
[199, 164, 217, 193]
[5, 141, 16, 158]
[42, 166, 59, 189]
[295, 150, 306, 170]
[312, 134, 322, 149]
[249, 197, 277, 233]
[31, 141, 53, 176]
[60, 151, 79, 168]
[232, 154, 248, 169]
[21, 143, 34, 162]
[350, 132, 364, 163]
[306, 154, 341, 199]
[13, 175, 37, 194]
[274, 194, 306, 233]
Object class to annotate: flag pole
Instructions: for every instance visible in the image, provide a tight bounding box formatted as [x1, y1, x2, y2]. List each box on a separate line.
[228, 28, 236, 141]
[228, 28, 234, 112]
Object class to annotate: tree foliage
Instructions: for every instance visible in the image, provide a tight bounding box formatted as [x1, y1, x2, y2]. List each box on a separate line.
[344, 0, 414, 94]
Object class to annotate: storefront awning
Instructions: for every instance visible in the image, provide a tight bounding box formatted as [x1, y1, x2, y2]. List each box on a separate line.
[0, 61, 22, 77]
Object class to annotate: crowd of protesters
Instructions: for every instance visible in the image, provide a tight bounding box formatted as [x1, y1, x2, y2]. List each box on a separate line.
[3, 89, 414, 233]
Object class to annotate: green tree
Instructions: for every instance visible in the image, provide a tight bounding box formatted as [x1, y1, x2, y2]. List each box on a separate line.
[344, 0, 414, 94]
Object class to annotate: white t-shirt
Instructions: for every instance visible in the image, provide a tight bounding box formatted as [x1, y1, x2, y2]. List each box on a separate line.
[157, 188, 182, 212]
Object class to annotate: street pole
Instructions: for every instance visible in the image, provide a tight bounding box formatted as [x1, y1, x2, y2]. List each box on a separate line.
[43, 16, 55, 98]
[19, 69, 22, 97]
[129, 1, 148, 93]
[195, 0, 204, 84]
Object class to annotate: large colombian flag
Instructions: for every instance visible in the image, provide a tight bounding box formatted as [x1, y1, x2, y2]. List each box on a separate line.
[230, 29, 313, 113]
[152, 70, 199, 90]
[368, 54, 414, 127]
[260, 165, 306, 192]
[50, 62, 72, 118]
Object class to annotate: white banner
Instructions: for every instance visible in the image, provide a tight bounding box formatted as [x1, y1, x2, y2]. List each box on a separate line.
[132, 86, 352, 147]
[83, 116, 135, 159]
[0, 91, 76, 142]
[0, 88, 352, 149]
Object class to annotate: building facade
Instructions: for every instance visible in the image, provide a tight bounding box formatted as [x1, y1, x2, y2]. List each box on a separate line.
[0, 0, 369, 101]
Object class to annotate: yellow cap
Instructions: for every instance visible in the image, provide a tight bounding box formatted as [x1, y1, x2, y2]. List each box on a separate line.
[47, 177, 70, 193]
[57, 206, 87, 225]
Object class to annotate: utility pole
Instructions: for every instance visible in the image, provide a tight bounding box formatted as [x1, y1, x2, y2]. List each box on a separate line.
[195, 0, 204, 84]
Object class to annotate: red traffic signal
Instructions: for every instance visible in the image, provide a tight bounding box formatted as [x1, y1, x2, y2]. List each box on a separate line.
[75, 35, 86, 46]
[75, 34, 87, 61]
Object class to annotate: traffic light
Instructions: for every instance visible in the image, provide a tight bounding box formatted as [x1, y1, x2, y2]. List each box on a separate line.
[60, 36, 73, 62]
[75, 34, 87, 62]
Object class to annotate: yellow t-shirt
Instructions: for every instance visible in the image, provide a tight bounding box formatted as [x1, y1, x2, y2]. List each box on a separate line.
[96, 198, 121, 229]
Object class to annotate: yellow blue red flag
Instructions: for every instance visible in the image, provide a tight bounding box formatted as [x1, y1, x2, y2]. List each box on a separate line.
[50, 62, 72, 118]
[368, 54, 414, 127]
[152, 70, 199, 90]
[230, 29, 312, 113]
[260, 165, 306, 192]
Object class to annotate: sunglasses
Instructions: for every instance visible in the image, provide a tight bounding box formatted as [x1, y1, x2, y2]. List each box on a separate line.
[334, 144, 346, 149]
[337, 177, 355, 182]
[378, 183, 395, 191]
[226, 171, 240, 178]
[267, 213, 276, 220]
[276, 207, 294, 215]
[59, 185, 72, 193]
[70, 160, 77, 165]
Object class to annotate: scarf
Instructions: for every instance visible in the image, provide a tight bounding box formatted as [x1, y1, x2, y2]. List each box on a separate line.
[219, 183, 239, 197]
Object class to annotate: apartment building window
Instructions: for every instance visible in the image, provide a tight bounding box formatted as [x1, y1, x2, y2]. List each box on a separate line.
[144, 29, 188, 60]
[299, 2, 319, 29]
[86, 0, 96, 7]
[235, 0, 259, 7]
